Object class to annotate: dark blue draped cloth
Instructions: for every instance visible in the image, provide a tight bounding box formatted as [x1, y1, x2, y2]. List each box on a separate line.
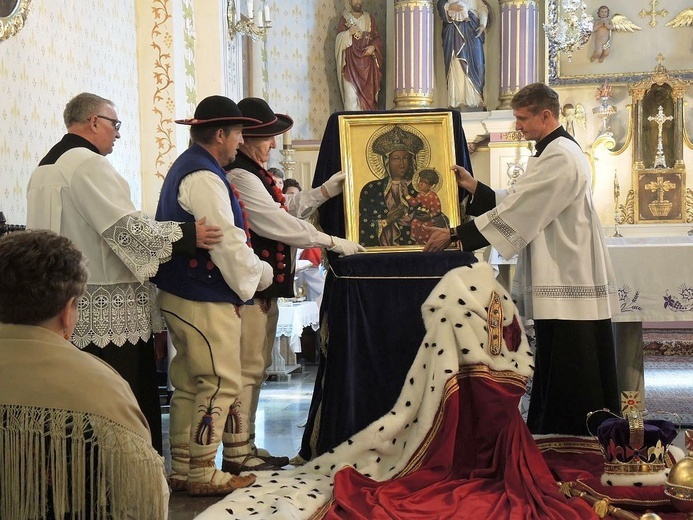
[299, 109, 476, 460]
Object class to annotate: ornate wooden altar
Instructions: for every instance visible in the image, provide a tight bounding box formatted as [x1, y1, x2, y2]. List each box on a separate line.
[627, 56, 690, 223]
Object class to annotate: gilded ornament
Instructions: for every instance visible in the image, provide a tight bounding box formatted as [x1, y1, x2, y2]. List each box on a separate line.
[0, 0, 31, 42]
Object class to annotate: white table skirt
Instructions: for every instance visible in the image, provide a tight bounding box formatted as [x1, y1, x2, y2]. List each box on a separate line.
[607, 236, 693, 322]
[275, 300, 320, 348]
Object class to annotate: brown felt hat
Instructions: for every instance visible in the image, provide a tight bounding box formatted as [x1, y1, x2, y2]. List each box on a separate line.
[175, 95, 261, 126]
[238, 97, 293, 137]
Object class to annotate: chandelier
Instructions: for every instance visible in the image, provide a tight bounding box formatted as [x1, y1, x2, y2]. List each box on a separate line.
[544, 0, 593, 61]
[227, 0, 271, 40]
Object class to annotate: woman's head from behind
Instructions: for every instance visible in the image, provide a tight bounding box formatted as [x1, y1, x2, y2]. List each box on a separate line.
[0, 230, 88, 326]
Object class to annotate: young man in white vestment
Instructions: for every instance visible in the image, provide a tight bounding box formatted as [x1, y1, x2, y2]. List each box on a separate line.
[26, 92, 222, 454]
[425, 82, 620, 435]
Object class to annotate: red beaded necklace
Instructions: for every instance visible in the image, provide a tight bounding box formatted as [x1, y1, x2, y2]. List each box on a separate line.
[260, 168, 287, 211]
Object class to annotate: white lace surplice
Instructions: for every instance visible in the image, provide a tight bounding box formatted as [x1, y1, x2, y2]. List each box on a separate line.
[27, 147, 182, 347]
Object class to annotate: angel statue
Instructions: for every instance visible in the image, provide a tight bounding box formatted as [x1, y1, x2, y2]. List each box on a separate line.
[559, 103, 586, 137]
[666, 8, 693, 28]
[590, 5, 641, 63]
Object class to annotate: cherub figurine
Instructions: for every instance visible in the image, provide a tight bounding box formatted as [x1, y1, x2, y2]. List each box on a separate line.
[590, 5, 641, 63]
[559, 103, 586, 137]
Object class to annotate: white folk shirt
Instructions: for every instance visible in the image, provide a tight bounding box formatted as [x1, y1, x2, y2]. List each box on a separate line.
[177, 171, 267, 302]
[27, 147, 182, 348]
[472, 136, 618, 321]
[226, 169, 333, 267]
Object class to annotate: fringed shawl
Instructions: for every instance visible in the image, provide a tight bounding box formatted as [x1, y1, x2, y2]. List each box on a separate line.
[0, 324, 168, 519]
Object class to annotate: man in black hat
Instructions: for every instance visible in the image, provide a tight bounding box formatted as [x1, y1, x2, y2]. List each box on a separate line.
[153, 95, 275, 496]
[223, 97, 364, 474]
[26, 92, 223, 457]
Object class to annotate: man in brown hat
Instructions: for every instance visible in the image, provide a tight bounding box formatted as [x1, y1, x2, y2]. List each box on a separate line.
[223, 97, 364, 474]
[26, 92, 223, 456]
[153, 95, 274, 496]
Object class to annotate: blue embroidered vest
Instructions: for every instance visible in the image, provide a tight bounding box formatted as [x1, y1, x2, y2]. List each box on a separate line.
[152, 144, 250, 304]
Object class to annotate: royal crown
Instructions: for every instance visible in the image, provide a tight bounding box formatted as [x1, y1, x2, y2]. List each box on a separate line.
[589, 391, 678, 486]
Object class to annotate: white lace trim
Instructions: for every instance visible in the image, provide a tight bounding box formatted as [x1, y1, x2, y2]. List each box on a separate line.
[73, 282, 156, 348]
[102, 214, 183, 283]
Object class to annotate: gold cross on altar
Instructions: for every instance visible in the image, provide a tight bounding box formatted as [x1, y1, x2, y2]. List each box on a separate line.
[640, 0, 669, 27]
[645, 176, 675, 196]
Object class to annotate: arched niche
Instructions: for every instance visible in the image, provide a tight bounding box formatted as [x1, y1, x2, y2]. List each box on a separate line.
[629, 56, 690, 223]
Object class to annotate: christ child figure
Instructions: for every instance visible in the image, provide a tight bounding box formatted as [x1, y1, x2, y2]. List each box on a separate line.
[405, 168, 444, 245]
[590, 5, 613, 63]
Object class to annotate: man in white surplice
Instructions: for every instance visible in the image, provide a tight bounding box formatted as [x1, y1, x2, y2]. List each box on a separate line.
[26, 92, 221, 454]
[425, 82, 620, 436]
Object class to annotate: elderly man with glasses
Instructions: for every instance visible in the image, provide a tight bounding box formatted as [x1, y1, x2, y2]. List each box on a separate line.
[26, 92, 222, 455]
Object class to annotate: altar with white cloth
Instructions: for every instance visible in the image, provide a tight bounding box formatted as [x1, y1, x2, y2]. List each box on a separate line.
[267, 299, 320, 377]
[608, 235, 693, 322]
[607, 235, 693, 404]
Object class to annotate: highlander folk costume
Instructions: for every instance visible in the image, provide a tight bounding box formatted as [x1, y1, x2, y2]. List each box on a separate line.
[224, 98, 343, 473]
[153, 96, 268, 494]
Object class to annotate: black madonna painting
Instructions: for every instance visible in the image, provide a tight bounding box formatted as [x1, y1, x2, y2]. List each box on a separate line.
[339, 112, 460, 253]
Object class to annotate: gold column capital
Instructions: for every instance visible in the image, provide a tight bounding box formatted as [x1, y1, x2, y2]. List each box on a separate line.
[394, 0, 433, 9]
[499, 0, 537, 8]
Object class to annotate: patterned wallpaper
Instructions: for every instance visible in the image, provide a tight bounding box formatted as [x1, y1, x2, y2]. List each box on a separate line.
[0, 1, 140, 224]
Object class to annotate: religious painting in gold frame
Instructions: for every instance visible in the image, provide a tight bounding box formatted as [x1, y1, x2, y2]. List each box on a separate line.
[339, 112, 459, 253]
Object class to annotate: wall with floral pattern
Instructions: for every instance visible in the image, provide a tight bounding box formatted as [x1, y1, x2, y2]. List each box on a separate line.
[0, 1, 141, 224]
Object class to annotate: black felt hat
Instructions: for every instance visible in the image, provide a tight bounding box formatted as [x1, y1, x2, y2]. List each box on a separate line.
[238, 97, 293, 137]
[175, 95, 261, 126]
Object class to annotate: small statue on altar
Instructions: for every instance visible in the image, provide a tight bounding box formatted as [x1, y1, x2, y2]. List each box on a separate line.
[335, 0, 383, 111]
[559, 103, 586, 137]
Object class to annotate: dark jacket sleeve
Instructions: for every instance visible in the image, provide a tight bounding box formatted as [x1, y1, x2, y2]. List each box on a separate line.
[454, 181, 496, 251]
[172, 222, 197, 257]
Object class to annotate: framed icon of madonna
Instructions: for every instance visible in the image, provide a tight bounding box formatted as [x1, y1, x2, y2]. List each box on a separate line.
[339, 111, 460, 253]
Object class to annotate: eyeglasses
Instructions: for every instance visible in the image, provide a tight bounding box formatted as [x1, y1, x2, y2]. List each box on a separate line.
[96, 115, 122, 131]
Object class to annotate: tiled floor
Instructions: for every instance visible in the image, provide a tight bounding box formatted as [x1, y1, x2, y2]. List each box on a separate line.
[166, 363, 317, 520]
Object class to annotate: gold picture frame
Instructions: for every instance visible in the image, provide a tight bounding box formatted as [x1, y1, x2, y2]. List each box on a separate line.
[339, 112, 460, 253]
[0, 0, 31, 42]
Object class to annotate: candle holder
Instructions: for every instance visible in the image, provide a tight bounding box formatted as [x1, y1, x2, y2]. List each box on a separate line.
[227, 0, 271, 41]
[613, 171, 624, 237]
[593, 80, 617, 138]
[280, 146, 297, 178]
